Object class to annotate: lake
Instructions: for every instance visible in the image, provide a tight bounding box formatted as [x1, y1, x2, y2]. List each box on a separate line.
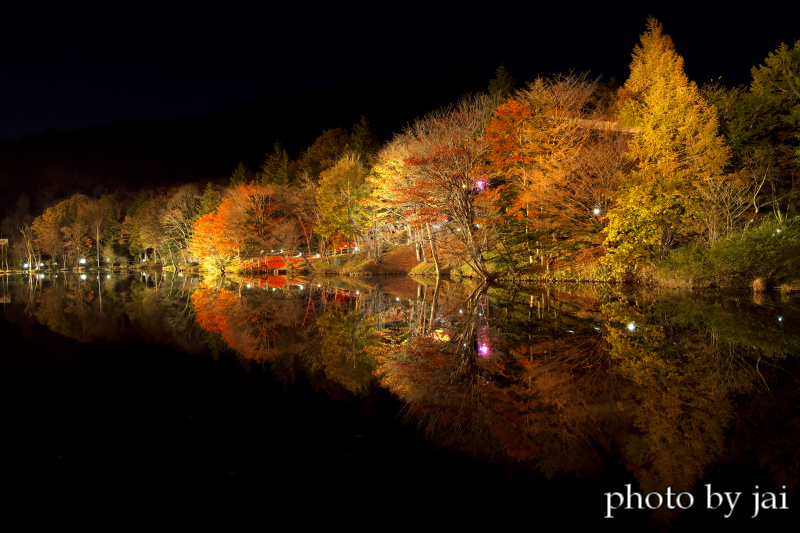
[1, 272, 798, 530]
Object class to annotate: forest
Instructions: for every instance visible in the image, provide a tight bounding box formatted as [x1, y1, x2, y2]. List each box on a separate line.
[2, 18, 799, 290]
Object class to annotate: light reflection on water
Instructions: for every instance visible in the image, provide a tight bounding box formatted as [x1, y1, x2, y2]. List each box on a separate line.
[3, 271, 800, 526]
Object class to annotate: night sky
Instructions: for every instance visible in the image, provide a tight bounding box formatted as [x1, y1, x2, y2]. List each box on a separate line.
[2, 4, 798, 141]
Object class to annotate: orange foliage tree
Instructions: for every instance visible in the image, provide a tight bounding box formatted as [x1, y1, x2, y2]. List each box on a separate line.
[483, 75, 628, 269]
[189, 183, 279, 273]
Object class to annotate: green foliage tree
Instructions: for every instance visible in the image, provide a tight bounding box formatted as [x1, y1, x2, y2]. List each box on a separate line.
[229, 162, 252, 187]
[349, 115, 380, 160]
[259, 142, 293, 185]
[751, 39, 800, 132]
[195, 182, 221, 222]
[298, 127, 352, 182]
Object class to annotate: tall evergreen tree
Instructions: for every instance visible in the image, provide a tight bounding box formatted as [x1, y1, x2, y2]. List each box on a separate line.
[195, 182, 221, 221]
[260, 142, 293, 185]
[603, 18, 729, 273]
[488, 64, 517, 100]
[229, 162, 252, 187]
[350, 115, 380, 160]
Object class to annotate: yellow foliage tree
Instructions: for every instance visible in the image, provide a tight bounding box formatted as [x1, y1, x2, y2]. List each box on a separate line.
[603, 18, 729, 274]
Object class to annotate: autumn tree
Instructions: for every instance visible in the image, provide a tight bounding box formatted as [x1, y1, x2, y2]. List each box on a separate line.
[602, 18, 729, 273]
[189, 183, 280, 273]
[78, 196, 112, 268]
[396, 94, 500, 279]
[102, 192, 125, 260]
[137, 195, 169, 261]
[32, 196, 73, 266]
[483, 74, 629, 269]
[373, 94, 503, 278]
[160, 183, 200, 264]
[61, 222, 89, 265]
[316, 153, 370, 255]
[288, 178, 320, 255]
[372, 135, 428, 260]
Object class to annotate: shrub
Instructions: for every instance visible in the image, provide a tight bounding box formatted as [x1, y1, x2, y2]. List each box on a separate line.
[655, 216, 800, 288]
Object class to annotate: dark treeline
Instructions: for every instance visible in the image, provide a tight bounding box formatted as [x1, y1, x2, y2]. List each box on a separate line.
[0, 71, 490, 216]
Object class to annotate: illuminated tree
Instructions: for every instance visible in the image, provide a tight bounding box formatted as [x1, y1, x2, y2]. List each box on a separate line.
[78, 196, 112, 268]
[316, 154, 370, 254]
[160, 183, 200, 264]
[189, 183, 280, 272]
[483, 75, 629, 268]
[602, 18, 730, 273]
[374, 94, 500, 279]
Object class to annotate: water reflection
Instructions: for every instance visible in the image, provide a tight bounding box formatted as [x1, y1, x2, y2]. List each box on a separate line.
[3, 272, 800, 526]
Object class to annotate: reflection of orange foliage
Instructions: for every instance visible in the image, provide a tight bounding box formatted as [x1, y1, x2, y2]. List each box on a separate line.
[191, 287, 283, 361]
[192, 288, 240, 338]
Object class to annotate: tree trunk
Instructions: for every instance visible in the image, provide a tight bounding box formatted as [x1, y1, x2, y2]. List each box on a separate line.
[96, 226, 101, 269]
[428, 277, 440, 335]
[426, 223, 440, 278]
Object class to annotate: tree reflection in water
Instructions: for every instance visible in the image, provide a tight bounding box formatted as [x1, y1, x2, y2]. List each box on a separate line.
[6, 272, 800, 526]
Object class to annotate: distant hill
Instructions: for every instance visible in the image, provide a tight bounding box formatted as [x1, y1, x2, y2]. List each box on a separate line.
[0, 70, 491, 215]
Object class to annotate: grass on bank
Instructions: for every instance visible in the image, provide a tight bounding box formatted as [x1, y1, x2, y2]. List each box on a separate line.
[654, 216, 800, 289]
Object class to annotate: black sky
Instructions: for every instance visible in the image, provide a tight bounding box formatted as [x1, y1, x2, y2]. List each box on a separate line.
[2, 3, 798, 141]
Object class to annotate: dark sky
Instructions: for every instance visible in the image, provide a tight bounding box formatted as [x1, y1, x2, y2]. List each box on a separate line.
[2, 3, 798, 141]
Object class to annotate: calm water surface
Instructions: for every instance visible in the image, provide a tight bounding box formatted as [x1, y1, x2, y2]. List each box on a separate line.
[2, 272, 799, 529]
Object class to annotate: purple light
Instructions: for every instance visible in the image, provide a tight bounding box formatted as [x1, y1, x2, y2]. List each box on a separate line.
[476, 180, 485, 190]
[479, 343, 489, 357]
